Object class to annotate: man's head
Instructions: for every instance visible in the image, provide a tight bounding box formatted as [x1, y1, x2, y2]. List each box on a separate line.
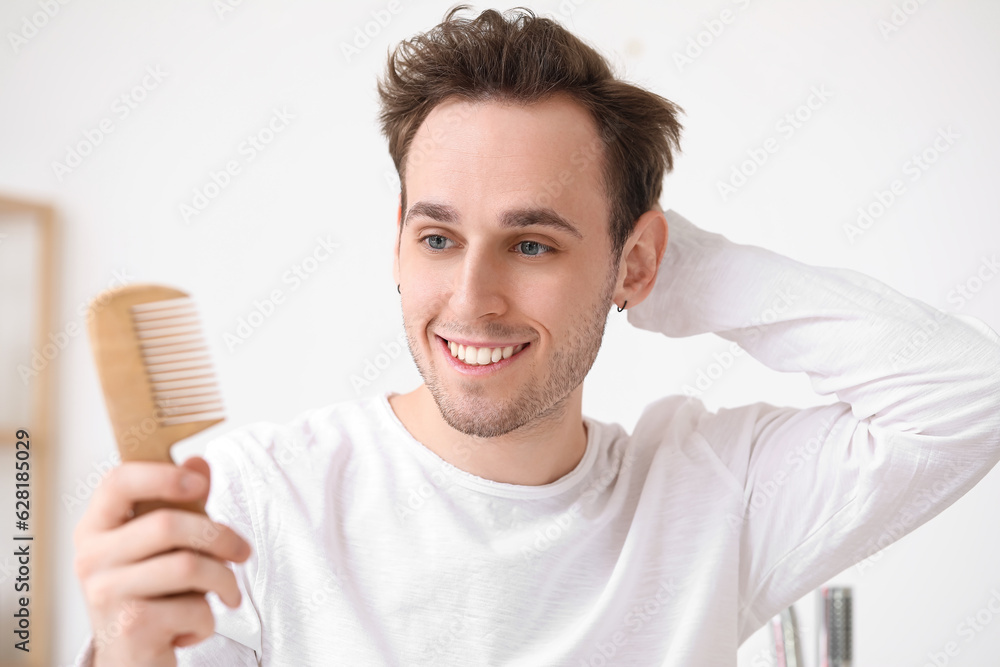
[377, 4, 683, 265]
[376, 6, 680, 439]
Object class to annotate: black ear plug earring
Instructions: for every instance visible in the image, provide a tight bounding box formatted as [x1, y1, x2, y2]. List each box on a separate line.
[617, 300, 627, 312]
[397, 284, 401, 294]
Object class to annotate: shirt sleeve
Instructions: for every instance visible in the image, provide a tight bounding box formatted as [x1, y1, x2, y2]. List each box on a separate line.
[178, 432, 265, 663]
[627, 209, 1000, 643]
[71, 631, 259, 667]
[70, 433, 264, 667]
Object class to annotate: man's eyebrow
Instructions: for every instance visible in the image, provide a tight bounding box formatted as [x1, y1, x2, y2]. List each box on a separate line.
[403, 201, 584, 239]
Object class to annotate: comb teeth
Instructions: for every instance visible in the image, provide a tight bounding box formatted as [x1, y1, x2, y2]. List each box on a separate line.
[130, 296, 225, 426]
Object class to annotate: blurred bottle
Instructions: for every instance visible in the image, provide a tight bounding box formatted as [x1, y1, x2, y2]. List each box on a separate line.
[818, 586, 853, 667]
[770, 605, 803, 667]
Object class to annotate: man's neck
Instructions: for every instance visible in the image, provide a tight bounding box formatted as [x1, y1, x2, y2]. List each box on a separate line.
[387, 384, 589, 486]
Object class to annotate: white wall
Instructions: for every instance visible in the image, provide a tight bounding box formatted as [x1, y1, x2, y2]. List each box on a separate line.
[1, 0, 997, 664]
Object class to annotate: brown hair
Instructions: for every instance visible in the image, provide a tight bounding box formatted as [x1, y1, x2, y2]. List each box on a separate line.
[376, 4, 683, 262]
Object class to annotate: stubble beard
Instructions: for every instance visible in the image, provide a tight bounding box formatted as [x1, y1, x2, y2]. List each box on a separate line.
[403, 262, 619, 439]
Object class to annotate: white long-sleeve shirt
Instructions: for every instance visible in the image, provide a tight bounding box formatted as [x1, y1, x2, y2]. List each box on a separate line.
[72, 210, 1000, 666]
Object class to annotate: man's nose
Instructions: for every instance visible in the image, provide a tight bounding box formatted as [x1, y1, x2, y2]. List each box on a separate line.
[449, 247, 509, 319]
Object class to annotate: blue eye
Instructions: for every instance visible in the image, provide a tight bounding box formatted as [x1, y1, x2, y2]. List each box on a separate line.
[516, 240, 551, 257]
[422, 235, 451, 250]
[417, 235, 553, 258]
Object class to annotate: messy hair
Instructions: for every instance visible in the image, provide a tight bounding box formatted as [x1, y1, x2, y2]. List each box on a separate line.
[376, 4, 683, 262]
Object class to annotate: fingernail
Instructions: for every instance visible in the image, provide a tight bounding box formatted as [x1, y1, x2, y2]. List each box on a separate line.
[180, 472, 204, 492]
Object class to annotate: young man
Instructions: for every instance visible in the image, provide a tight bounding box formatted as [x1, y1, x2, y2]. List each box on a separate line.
[73, 6, 1000, 665]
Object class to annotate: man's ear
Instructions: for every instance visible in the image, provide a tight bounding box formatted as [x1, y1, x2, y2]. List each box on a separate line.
[614, 207, 668, 310]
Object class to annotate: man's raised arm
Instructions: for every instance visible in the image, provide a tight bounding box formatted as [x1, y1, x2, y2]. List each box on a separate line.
[628, 209, 1000, 641]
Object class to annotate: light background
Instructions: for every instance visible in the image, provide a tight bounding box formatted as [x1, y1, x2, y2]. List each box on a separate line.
[0, 0, 998, 664]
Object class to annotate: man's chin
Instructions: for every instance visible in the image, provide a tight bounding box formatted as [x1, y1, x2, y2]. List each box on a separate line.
[431, 390, 532, 439]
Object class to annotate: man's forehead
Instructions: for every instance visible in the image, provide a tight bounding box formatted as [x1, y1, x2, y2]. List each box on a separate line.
[413, 94, 604, 158]
[407, 98, 605, 195]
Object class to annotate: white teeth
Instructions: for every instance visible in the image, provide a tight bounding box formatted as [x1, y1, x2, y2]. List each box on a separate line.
[446, 339, 526, 366]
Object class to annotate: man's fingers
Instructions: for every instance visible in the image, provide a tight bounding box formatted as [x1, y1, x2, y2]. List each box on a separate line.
[160, 593, 216, 648]
[180, 456, 211, 487]
[76, 509, 251, 577]
[89, 550, 243, 610]
[89, 594, 216, 658]
[77, 462, 208, 535]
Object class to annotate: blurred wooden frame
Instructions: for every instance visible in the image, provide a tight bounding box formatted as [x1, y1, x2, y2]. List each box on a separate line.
[0, 194, 55, 667]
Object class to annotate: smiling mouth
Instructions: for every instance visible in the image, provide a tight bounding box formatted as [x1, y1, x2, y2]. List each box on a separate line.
[438, 335, 529, 367]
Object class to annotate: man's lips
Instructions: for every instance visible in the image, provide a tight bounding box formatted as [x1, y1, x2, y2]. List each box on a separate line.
[435, 334, 530, 373]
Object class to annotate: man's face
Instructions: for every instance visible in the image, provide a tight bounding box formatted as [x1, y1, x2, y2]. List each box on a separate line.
[394, 94, 620, 438]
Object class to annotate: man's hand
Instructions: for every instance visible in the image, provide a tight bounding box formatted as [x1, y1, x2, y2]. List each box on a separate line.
[73, 456, 252, 666]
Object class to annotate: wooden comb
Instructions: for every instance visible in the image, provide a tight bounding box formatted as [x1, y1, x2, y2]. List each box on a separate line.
[87, 284, 225, 518]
